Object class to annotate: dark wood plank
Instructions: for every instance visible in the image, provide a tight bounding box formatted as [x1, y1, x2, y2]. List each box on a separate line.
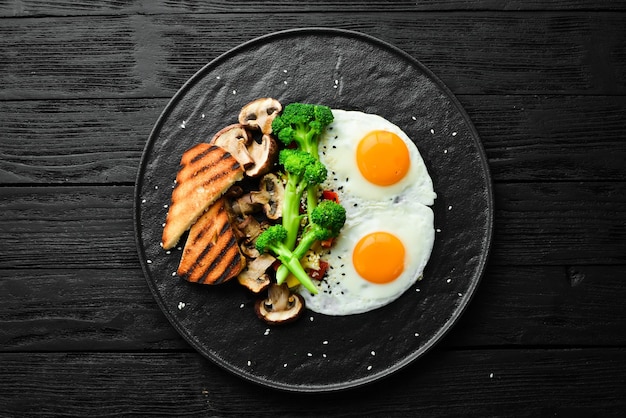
[1, 265, 624, 351]
[1, 13, 625, 100]
[0, 349, 624, 416]
[0, 0, 624, 17]
[2, 95, 625, 185]
[0, 269, 185, 351]
[490, 181, 626, 265]
[0, 98, 165, 184]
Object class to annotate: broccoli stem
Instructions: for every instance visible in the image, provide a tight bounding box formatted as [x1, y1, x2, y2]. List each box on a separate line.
[282, 174, 305, 250]
[270, 244, 318, 295]
[275, 227, 320, 285]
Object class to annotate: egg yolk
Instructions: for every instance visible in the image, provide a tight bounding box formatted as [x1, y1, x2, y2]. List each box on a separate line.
[352, 232, 405, 284]
[356, 130, 410, 186]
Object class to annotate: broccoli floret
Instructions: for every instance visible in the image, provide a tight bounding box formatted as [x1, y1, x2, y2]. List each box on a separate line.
[271, 103, 334, 158]
[276, 200, 346, 285]
[279, 149, 327, 250]
[255, 225, 318, 294]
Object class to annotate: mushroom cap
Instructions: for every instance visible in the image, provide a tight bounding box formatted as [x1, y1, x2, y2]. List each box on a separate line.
[245, 134, 278, 178]
[209, 124, 254, 168]
[238, 98, 282, 135]
[255, 283, 305, 325]
[237, 253, 275, 294]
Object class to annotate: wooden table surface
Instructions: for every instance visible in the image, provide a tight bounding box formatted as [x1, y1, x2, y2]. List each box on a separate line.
[1, 1, 625, 416]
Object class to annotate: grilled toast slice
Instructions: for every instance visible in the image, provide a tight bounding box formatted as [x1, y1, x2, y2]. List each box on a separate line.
[177, 197, 246, 284]
[161, 143, 244, 250]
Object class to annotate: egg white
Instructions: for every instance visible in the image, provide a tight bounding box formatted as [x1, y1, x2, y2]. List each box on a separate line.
[297, 109, 436, 316]
[318, 109, 436, 207]
[301, 204, 434, 315]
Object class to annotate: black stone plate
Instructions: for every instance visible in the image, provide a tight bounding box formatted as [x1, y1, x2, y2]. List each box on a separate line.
[134, 28, 493, 392]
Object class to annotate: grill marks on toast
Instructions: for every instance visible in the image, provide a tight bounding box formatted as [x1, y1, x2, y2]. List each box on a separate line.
[177, 198, 245, 284]
[161, 143, 244, 250]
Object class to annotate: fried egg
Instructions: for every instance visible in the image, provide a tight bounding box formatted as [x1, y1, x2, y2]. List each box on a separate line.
[299, 109, 436, 316]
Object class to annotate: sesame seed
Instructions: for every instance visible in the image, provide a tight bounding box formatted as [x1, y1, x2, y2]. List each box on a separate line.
[458, 293, 463, 297]
[154, 185, 158, 190]
[247, 360, 251, 366]
[430, 128, 435, 134]
[283, 69, 288, 73]
[283, 80, 288, 85]
[452, 132, 457, 136]
[448, 205, 453, 210]
[171, 272, 176, 276]
[322, 354, 327, 358]
[371, 351, 376, 356]
[310, 316, 314, 322]
[490, 373, 494, 378]
[232, 90, 236, 95]
[284, 363, 288, 367]
[367, 365, 372, 371]
[216, 76, 221, 80]
[180, 121, 186, 129]
[166, 251, 171, 255]
[240, 303, 245, 308]
[141, 199, 146, 204]
[307, 353, 312, 357]
[323, 340, 329, 345]
[201, 113, 205, 119]
[447, 279, 452, 283]
[436, 228, 442, 233]
[415, 333, 420, 337]
[411, 116, 417, 121]
[163, 204, 168, 208]
[264, 328, 270, 336]
[416, 288, 421, 292]
[177, 302, 185, 310]
[444, 149, 448, 154]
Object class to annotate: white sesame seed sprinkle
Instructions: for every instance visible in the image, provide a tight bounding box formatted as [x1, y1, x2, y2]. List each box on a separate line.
[322, 340, 329, 345]
[458, 293, 463, 297]
[166, 251, 171, 255]
[430, 128, 435, 134]
[284, 363, 288, 367]
[264, 328, 270, 336]
[411, 116, 417, 121]
[283, 80, 288, 85]
[490, 373, 494, 378]
[180, 120, 186, 129]
[232, 89, 237, 95]
[452, 131, 457, 136]
[444, 149, 448, 154]
[436, 228, 442, 233]
[371, 351, 376, 356]
[216, 76, 221, 80]
[163, 204, 168, 208]
[283, 69, 288, 73]
[154, 185, 158, 190]
[367, 365, 372, 371]
[201, 113, 205, 118]
[416, 288, 421, 292]
[171, 271, 176, 276]
[146, 259, 152, 264]
[240, 303, 245, 309]
[307, 352, 313, 357]
[141, 199, 146, 204]
[247, 360, 251, 366]
[447, 278, 452, 283]
[177, 302, 185, 310]
[448, 205, 453, 210]
[310, 316, 314, 322]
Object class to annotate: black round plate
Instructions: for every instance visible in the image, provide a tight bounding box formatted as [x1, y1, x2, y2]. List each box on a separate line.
[134, 28, 493, 392]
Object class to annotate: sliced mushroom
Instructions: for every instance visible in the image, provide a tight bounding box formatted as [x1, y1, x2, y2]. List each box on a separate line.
[255, 283, 305, 325]
[238, 98, 282, 135]
[244, 134, 278, 177]
[210, 124, 254, 169]
[229, 173, 284, 220]
[237, 253, 276, 293]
